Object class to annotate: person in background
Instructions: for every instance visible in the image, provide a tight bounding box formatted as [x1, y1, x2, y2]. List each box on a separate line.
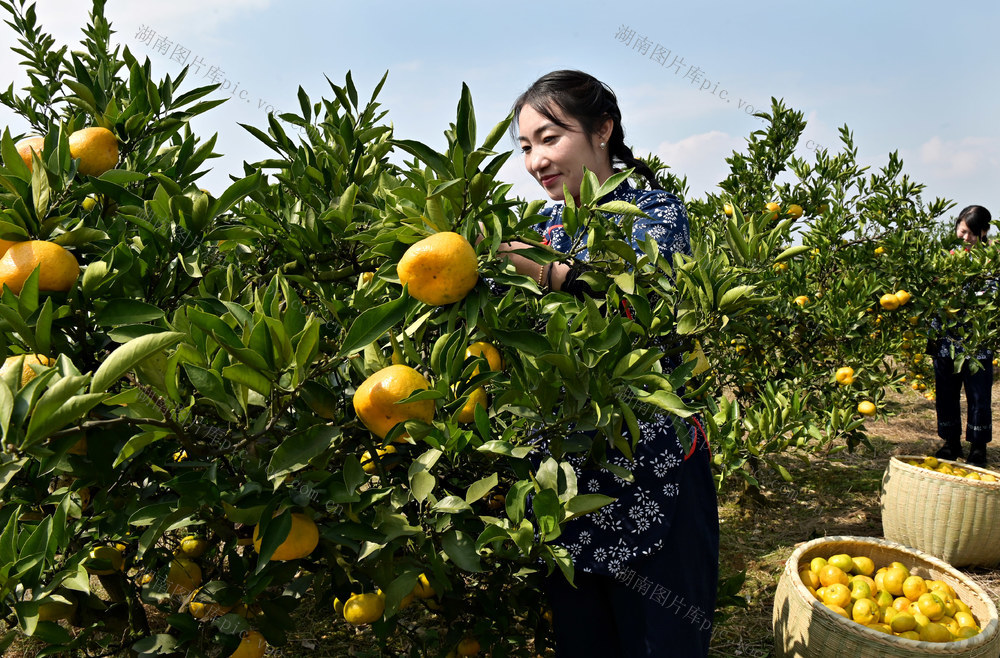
[932, 205, 993, 466]
[497, 69, 718, 657]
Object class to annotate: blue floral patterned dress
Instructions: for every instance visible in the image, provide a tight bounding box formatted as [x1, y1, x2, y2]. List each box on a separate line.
[533, 180, 717, 577]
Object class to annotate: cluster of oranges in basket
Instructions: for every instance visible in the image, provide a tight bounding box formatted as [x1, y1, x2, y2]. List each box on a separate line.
[801, 552, 982, 642]
[906, 456, 999, 482]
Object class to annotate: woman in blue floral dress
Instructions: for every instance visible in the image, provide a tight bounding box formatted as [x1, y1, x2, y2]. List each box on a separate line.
[498, 70, 719, 657]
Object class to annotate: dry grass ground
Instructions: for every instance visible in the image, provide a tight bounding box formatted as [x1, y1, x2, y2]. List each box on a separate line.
[8, 382, 1000, 657]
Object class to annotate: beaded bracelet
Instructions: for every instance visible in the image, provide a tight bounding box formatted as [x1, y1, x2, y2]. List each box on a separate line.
[536, 262, 546, 289]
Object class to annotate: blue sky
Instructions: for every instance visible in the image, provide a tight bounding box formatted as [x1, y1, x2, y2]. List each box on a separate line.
[2, 1, 998, 224]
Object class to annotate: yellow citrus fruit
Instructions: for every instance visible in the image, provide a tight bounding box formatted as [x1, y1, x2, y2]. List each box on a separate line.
[343, 592, 385, 625]
[15, 135, 44, 170]
[809, 557, 827, 574]
[333, 597, 344, 614]
[827, 553, 854, 573]
[821, 583, 850, 608]
[902, 575, 928, 601]
[954, 611, 978, 629]
[890, 610, 917, 633]
[882, 566, 908, 597]
[456, 637, 481, 656]
[412, 573, 435, 599]
[353, 364, 434, 439]
[917, 592, 945, 621]
[834, 367, 854, 386]
[1, 353, 55, 388]
[68, 126, 119, 177]
[793, 295, 809, 306]
[37, 594, 76, 622]
[397, 231, 478, 306]
[229, 630, 267, 658]
[81, 195, 97, 211]
[456, 387, 487, 424]
[786, 204, 803, 219]
[857, 401, 876, 417]
[818, 565, 849, 588]
[178, 535, 209, 558]
[894, 289, 912, 306]
[956, 626, 979, 639]
[85, 545, 125, 575]
[166, 558, 202, 596]
[800, 570, 820, 590]
[252, 512, 319, 561]
[874, 246, 885, 256]
[0, 240, 79, 294]
[361, 445, 398, 474]
[851, 597, 878, 624]
[723, 203, 734, 216]
[879, 293, 900, 310]
[764, 202, 781, 214]
[188, 587, 233, 619]
[919, 621, 951, 642]
[465, 341, 502, 374]
[849, 580, 871, 602]
[823, 603, 848, 618]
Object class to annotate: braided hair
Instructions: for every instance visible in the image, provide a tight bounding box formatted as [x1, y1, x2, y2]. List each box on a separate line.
[511, 70, 662, 190]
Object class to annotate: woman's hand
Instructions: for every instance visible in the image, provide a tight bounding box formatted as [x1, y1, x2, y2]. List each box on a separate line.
[496, 240, 570, 291]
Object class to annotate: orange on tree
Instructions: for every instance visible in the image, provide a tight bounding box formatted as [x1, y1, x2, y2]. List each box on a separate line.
[68, 126, 119, 176]
[465, 341, 502, 374]
[1, 353, 54, 387]
[229, 630, 267, 658]
[857, 400, 876, 416]
[456, 636, 482, 656]
[188, 587, 233, 619]
[786, 203, 803, 219]
[894, 289, 912, 306]
[764, 201, 781, 214]
[177, 535, 209, 558]
[37, 594, 77, 622]
[834, 367, 854, 386]
[166, 558, 202, 596]
[15, 135, 43, 170]
[84, 544, 125, 575]
[361, 445, 398, 474]
[412, 572, 435, 599]
[456, 387, 487, 423]
[342, 592, 385, 625]
[0, 240, 79, 294]
[397, 231, 478, 305]
[793, 295, 809, 306]
[879, 293, 900, 310]
[0, 239, 20, 258]
[353, 364, 434, 439]
[723, 202, 734, 216]
[252, 512, 319, 561]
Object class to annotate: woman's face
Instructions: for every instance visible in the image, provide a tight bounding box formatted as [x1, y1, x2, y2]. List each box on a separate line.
[956, 220, 985, 246]
[517, 104, 613, 203]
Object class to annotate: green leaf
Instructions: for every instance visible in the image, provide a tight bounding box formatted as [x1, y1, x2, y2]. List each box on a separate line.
[25, 377, 105, 447]
[775, 244, 812, 262]
[254, 510, 292, 570]
[208, 172, 261, 221]
[477, 440, 534, 459]
[565, 494, 616, 520]
[410, 469, 435, 504]
[95, 299, 165, 326]
[90, 332, 184, 393]
[532, 488, 562, 541]
[432, 495, 472, 514]
[267, 425, 340, 481]
[338, 294, 409, 356]
[221, 364, 272, 396]
[391, 139, 453, 178]
[464, 473, 498, 504]
[441, 529, 481, 572]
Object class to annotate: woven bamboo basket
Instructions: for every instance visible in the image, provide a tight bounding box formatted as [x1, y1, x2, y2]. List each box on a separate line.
[773, 536, 1000, 658]
[881, 455, 1000, 567]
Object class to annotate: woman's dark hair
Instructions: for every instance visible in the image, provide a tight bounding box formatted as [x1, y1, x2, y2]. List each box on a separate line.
[511, 70, 662, 190]
[956, 205, 991, 243]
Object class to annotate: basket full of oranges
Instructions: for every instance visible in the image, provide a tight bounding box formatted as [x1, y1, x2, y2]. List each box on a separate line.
[773, 535, 1000, 657]
[881, 455, 1000, 567]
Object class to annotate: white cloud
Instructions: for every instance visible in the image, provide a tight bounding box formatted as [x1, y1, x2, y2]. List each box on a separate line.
[913, 136, 999, 179]
[653, 131, 745, 198]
